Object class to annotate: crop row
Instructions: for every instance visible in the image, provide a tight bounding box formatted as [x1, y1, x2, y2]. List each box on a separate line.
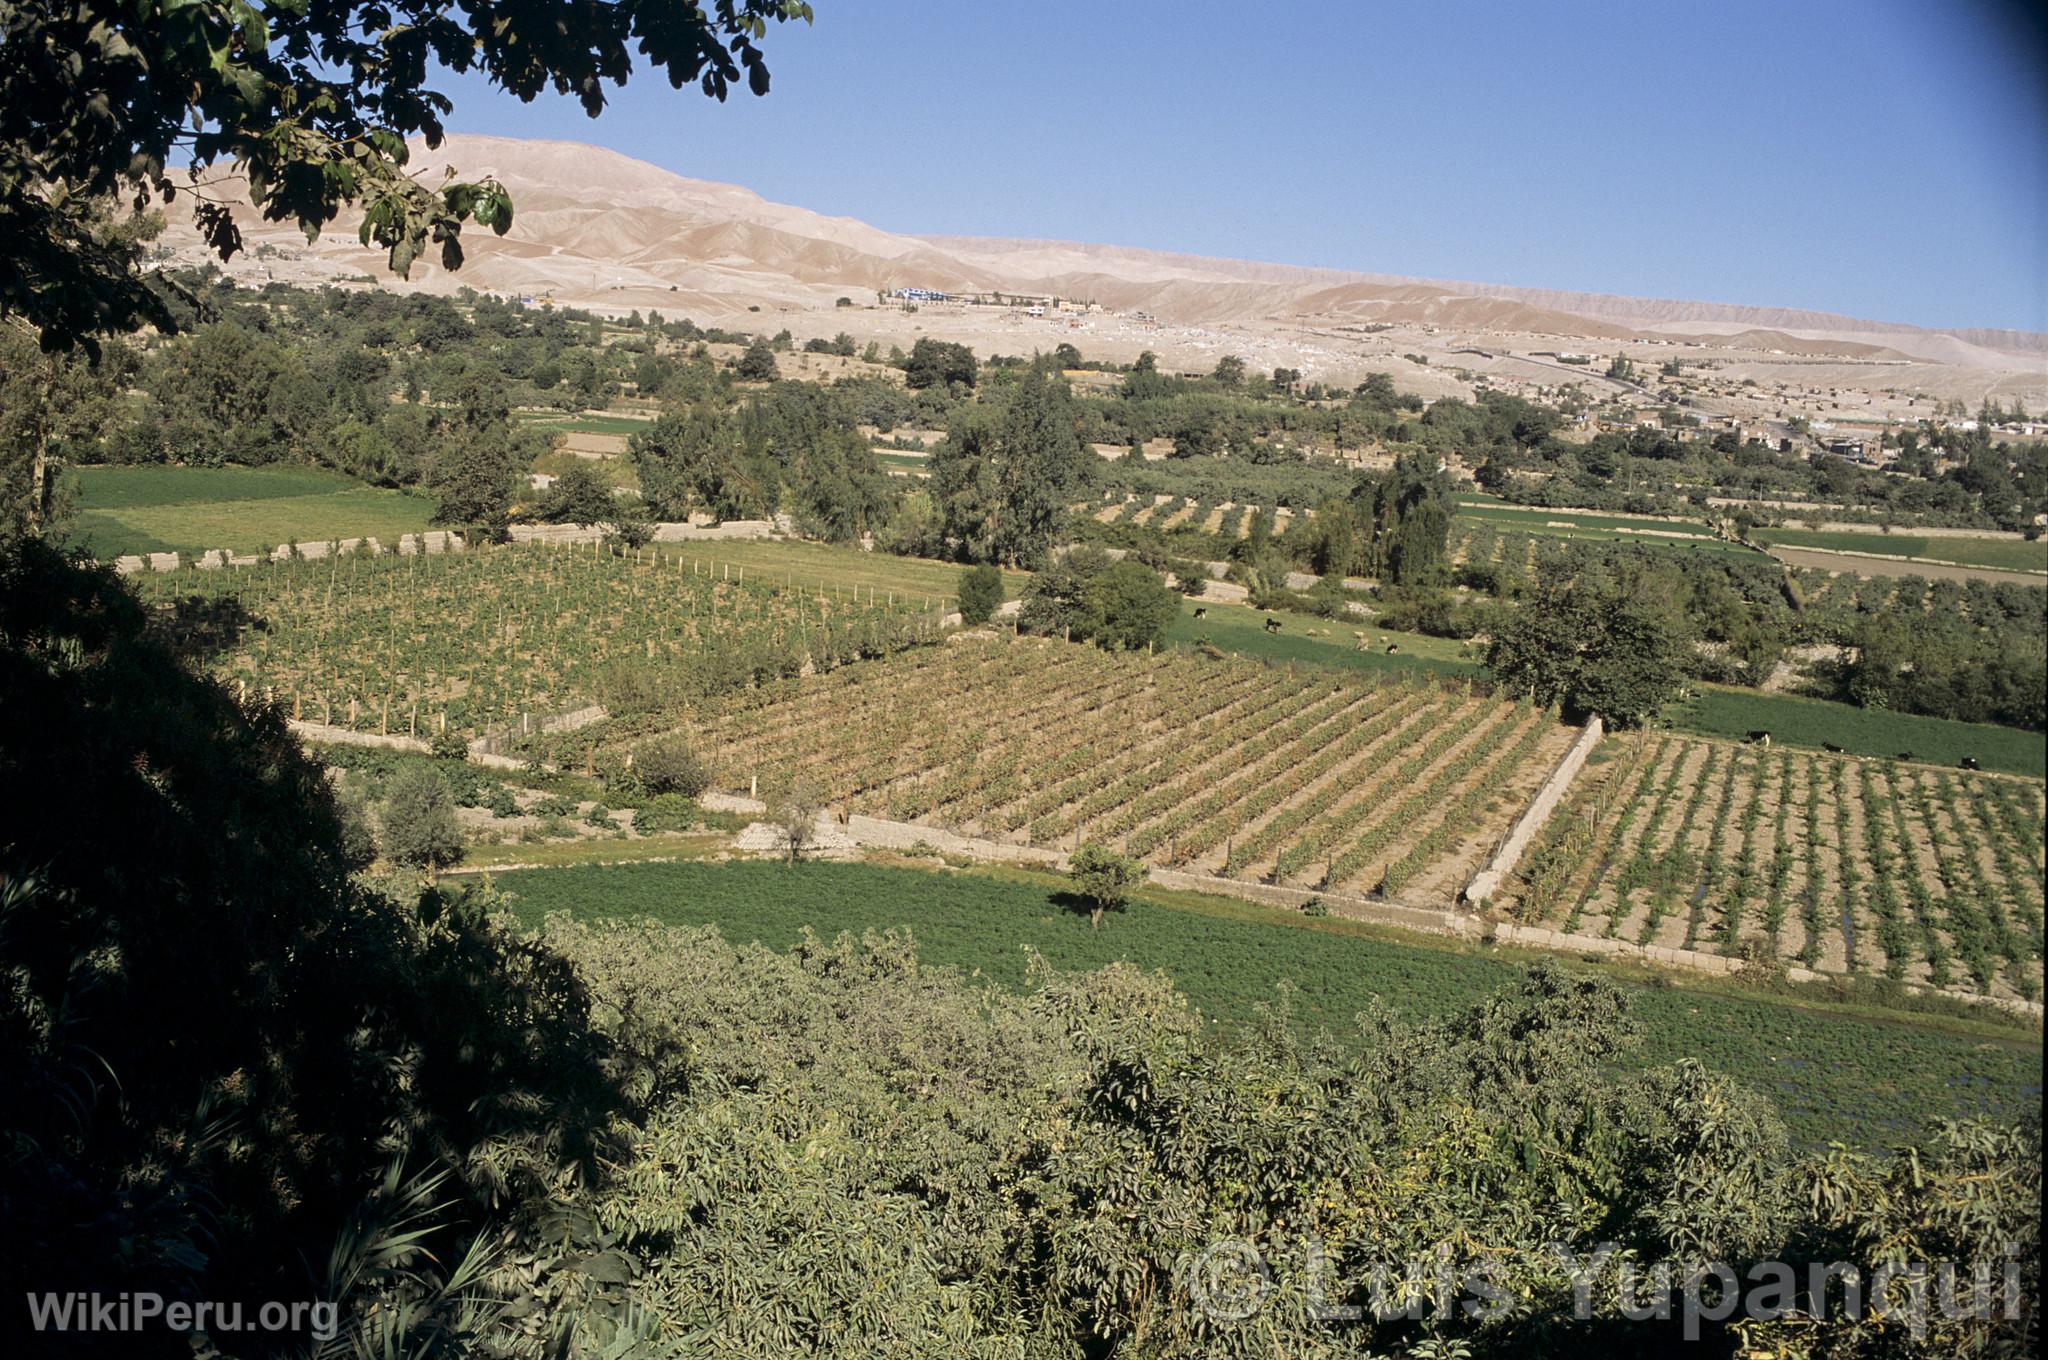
[668, 638, 1569, 902]
[1504, 733, 2047, 1001]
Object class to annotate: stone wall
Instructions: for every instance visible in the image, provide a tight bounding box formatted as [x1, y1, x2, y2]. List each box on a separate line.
[109, 521, 775, 575]
[1463, 717, 1603, 905]
[844, 814, 1067, 867]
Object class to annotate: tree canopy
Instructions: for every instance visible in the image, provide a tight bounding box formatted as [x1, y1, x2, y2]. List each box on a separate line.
[1486, 576, 1689, 726]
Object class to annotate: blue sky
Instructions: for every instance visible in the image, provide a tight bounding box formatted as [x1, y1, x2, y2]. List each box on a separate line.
[437, 0, 2047, 333]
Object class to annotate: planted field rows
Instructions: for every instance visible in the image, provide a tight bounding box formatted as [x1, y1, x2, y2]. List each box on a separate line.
[680, 637, 1576, 900]
[1506, 733, 2047, 1002]
[130, 542, 932, 735]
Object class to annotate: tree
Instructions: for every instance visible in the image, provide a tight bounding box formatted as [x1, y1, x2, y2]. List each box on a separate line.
[957, 563, 1004, 625]
[1079, 559, 1180, 651]
[736, 337, 781, 382]
[929, 365, 1089, 567]
[1211, 353, 1247, 388]
[429, 428, 520, 538]
[1019, 543, 1113, 637]
[0, 321, 134, 540]
[0, 0, 811, 352]
[0, 542, 638, 1351]
[381, 764, 465, 873]
[1486, 579, 1688, 726]
[768, 775, 827, 865]
[1354, 450, 1455, 585]
[904, 337, 978, 390]
[540, 461, 616, 528]
[1067, 843, 1141, 928]
[631, 406, 767, 523]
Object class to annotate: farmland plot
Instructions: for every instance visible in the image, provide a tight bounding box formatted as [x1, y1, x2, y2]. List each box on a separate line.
[680, 637, 1576, 901]
[131, 542, 933, 735]
[1505, 733, 2047, 1002]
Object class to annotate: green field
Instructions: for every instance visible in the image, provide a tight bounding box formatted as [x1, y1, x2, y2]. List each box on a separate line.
[1166, 596, 1483, 677]
[66, 465, 438, 559]
[653, 539, 1030, 605]
[1454, 499, 1759, 556]
[1666, 685, 2046, 778]
[530, 447, 639, 490]
[492, 858, 2044, 1149]
[514, 411, 656, 437]
[1755, 527, 2048, 575]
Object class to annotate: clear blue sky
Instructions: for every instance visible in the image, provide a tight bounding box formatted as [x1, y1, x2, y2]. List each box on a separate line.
[438, 0, 2047, 333]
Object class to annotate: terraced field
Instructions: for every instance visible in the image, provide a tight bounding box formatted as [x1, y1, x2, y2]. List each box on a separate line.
[679, 637, 1576, 900]
[1505, 733, 2047, 1002]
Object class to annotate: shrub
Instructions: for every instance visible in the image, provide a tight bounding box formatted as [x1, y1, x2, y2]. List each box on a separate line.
[1068, 842, 1143, 928]
[958, 563, 1004, 625]
[380, 764, 464, 872]
[633, 792, 699, 834]
[633, 736, 710, 798]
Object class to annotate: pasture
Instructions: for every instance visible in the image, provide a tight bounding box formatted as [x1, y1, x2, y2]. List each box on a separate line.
[1665, 686, 2046, 778]
[1166, 597, 1482, 678]
[676, 636, 1573, 900]
[1757, 526, 2048, 575]
[490, 857, 2045, 1150]
[65, 464, 438, 559]
[1507, 732, 2047, 1002]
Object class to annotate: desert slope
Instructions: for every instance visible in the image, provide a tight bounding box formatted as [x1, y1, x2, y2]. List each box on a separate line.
[157, 133, 2043, 375]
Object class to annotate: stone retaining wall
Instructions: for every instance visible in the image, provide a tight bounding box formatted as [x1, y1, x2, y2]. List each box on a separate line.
[111, 521, 777, 575]
[844, 814, 1067, 866]
[1464, 717, 1604, 905]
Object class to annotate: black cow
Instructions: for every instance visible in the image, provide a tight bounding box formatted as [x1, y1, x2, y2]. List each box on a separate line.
[1746, 730, 1771, 746]
[1960, 755, 1980, 770]
[1896, 752, 1915, 762]
[1263, 617, 1282, 633]
[1385, 643, 1400, 654]
[1821, 742, 1845, 753]
[1192, 606, 1207, 619]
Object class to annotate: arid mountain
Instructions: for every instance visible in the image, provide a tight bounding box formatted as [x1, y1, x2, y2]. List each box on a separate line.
[161, 133, 2043, 372]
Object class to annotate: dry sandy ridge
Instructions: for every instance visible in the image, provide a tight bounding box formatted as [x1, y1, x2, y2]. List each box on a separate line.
[155, 134, 2048, 407]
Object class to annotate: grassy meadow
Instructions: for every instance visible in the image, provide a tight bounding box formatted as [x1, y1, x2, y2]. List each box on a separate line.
[1754, 526, 2048, 575]
[492, 857, 2045, 1150]
[65, 465, 438, 558]
[1667, 685, 2046, 778]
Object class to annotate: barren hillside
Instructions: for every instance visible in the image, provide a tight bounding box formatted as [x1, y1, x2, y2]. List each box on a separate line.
[155, 133, 2045, 393]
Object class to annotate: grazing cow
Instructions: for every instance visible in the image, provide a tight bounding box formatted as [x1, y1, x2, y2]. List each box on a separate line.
[1960, 755, 1980, 770]
[1821, 742, 1845, 753]
[1385, 642, 1400, 654]
[1896, 752, 1914, 762]
[1263, 617, 1282, 633]
[1746, 730, 1771, 747]
[1192, 606, 1206, 619]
